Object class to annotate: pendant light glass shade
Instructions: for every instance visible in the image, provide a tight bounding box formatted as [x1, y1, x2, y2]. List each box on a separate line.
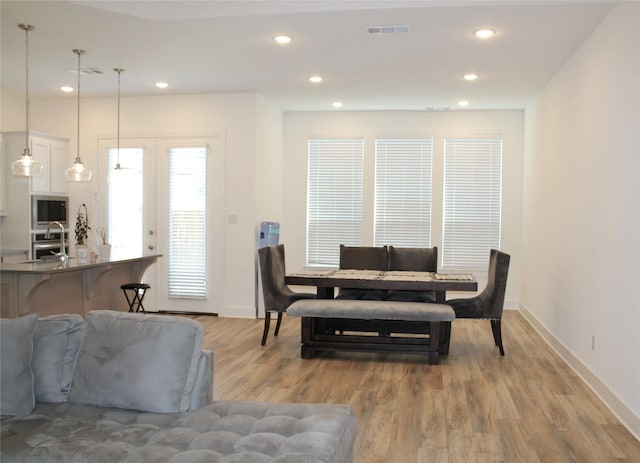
[11, 24, 43, 177]
[114, 68, 124, 170]
[65, 49, 92, 182]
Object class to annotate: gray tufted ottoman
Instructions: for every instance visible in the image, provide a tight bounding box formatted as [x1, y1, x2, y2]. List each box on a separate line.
[1, 401, 356, 462]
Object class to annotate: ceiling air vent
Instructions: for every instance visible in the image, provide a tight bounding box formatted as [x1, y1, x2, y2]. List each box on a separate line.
[69, 68, 104, 75]
[367, 25, 409, 35]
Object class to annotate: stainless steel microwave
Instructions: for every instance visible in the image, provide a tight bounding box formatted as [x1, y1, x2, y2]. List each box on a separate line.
[31, 195, 68, 227]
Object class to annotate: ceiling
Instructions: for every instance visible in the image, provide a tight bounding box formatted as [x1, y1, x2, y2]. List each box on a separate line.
[1, 0, 616, 111]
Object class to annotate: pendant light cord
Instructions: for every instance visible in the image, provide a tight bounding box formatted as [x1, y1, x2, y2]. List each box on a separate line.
[117, 70, 120, 155]
[115, 68, 123, 169]
[25, 26, 29, 154]
[65, 48, 91, 181]
[20, 24, 34, 156]
[75, 49, 82, 164]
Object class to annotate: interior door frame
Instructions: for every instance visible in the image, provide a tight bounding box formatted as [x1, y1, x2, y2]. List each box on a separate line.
[97, 133, 226, 314]
[155, 135, 226, 314]
[96, 137, 158, 309]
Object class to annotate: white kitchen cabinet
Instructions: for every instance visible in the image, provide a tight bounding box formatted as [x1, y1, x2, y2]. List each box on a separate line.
[2, 131, 69, 196]
[1, 131, 70, 257]
[28, 134, 69, 195]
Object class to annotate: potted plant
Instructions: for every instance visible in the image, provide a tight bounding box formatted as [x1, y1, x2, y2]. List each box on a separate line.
[75, 203, 91, 262]
[97, 227, 111, 260]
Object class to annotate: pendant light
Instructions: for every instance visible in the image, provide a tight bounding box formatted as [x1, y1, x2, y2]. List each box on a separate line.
[65, 49, 92, 182]
[114, 68, 124, 170]
[11, 24, 43, 177]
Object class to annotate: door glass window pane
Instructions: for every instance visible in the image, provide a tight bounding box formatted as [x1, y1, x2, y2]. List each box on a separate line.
[108, 148, 143, 259]
[168, 147, 207, 299]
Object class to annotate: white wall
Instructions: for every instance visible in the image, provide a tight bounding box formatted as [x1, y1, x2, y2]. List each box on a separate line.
[3, 92, 282, 318]
[282, 110, 524, 308]
[255, 95, 285, 226]
[522, 1, 640, 437]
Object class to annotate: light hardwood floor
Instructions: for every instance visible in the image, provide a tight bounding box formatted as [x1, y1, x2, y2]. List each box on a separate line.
[190, 310, 640, 463]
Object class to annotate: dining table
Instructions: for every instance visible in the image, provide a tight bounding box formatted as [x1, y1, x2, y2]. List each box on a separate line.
[285, 269, 478, 355]
[285, 269, 477, 302]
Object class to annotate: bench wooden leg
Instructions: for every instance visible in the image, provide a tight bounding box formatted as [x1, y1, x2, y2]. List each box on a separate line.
[428, 321, 440, 364]
[300, 317, 314, 359]
[439, 321, 452, 355]
[301, 346, 314, 359]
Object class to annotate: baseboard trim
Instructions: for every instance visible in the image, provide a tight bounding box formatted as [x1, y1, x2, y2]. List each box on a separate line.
[157, 310, 219, 316]
[519, 305, 640, 441]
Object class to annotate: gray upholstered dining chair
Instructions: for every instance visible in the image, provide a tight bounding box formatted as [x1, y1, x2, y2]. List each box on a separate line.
[258, 244, 316, 346]
[336, 245, 388, 300]
[386, 246, 438, 302]
[446, 249, 510, 355]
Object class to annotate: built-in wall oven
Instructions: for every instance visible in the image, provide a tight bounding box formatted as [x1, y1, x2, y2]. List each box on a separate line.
[31, 230, 69, 260]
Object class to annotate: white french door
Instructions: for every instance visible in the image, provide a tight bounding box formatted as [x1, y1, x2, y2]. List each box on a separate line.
[97, 135, 225, 314]
[98, 138, 158, 309]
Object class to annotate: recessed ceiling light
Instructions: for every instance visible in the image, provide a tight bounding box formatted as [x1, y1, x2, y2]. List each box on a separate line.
[463, 73, 478, 81]
[332, 101, 343, 108]
[474, 29, 495, 39]
[60, 86, 74, 92]
[155, 82, 169, 89]
[309, 76, 323, 83]
[274, 35, 292, 44]
[458, 100, 470, 107]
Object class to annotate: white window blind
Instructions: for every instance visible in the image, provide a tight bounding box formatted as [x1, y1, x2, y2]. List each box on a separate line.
[168, 147, 207, 298]
[374, 138, 433, 247]
[107, 147, 144, 259]
[307, 139, 364, 267]
[442, 137, 502, 272]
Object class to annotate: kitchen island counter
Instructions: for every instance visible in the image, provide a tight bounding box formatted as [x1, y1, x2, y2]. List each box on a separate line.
[1, 254, 161, 318]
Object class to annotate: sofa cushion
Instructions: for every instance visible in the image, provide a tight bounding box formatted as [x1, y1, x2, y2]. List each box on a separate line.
[68, 310, 204, 413]
[0, 401, 357, 463]
[32, 314, 86, 404]
[288, 298, 455, 322]
[0, 313, 38, 416]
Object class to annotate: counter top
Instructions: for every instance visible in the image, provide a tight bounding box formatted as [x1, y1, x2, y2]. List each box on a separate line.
[1, 254, 162, 319]
[0, 248, 29, 257]
[0, 254, 162, 274]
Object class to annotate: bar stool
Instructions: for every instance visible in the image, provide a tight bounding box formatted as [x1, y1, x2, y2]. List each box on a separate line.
[120, 283, 150, 313]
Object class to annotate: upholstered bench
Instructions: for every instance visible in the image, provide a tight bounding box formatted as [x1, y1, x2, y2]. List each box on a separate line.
[288, 299, 455, 364]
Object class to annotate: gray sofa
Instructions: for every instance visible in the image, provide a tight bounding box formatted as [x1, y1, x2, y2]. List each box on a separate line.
[0, 310, 357, 462]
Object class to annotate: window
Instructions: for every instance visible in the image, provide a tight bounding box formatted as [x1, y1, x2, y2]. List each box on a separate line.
[307, 139, 364, 266]
[374, 138, 433, 247]
[168, 146, 207, 298]
[442, 137, 502, 272]
[107, 147, 144, 259]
